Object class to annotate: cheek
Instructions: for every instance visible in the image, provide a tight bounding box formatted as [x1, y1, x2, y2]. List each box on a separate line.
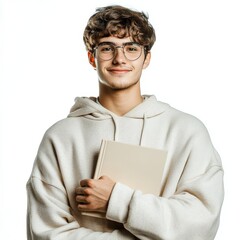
[95, 59, 105, 72]
[134, 62, 145, 73]
[95, 60, 109, 78]
[95, 65, 106, 82]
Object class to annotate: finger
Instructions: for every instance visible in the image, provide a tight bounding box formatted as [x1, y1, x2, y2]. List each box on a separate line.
[76, 195, 88, 203]
[77, 203, 92, 211]
[80, 179, 90, 187]
[98, 175, 108, 180]
[80, 179, 94, 188]
[75, 187, 86, 195]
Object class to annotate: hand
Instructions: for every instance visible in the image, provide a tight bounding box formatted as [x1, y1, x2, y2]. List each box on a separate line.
[75, 176, 116, 213]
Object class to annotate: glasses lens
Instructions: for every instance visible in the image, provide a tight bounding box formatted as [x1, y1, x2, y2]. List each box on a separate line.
[96, 42, 143, 61]
[96, 44, 115, 61]
[123, 43, 142, 61]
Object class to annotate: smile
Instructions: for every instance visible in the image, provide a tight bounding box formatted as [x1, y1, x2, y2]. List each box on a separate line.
[107, 68, 132, 74]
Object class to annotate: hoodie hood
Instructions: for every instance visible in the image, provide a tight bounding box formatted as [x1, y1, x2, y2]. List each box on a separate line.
[68, 95, 169, 119]
[68, 95, 170, 146]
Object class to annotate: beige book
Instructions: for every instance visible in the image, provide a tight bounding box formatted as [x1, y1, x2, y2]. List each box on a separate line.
[82, 140, 167, 218]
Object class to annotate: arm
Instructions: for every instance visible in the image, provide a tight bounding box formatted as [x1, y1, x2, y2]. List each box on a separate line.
[27, 177, 136, 240]
[27, 132, 137, 240]
[105, 127, 224, 240]
[107, 165, 223, 240]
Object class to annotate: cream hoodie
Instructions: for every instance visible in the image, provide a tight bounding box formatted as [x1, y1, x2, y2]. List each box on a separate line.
[27, 95, 224, 240]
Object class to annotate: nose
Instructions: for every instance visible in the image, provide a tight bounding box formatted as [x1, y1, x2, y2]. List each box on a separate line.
[112, 46, 126, 64]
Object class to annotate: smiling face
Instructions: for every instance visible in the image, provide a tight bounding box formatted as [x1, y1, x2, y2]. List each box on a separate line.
[88, 36, 151, 91]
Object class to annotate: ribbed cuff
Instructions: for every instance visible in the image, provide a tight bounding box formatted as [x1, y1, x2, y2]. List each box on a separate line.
[106, 182, 134, 223]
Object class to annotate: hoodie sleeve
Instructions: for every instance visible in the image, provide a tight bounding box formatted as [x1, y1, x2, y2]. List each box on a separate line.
[27, 178, 137, 240]
[26, 131, 137, 240]
[106, 123, 224, 240]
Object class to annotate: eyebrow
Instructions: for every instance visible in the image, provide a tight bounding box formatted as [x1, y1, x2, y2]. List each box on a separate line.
[98, 41, 139, 46]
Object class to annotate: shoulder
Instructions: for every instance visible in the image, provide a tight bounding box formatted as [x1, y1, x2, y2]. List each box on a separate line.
[151, 96, 206, 130]
[42, 117, 82, 140]
[162, 102, 205, 126]
[163, 104, 210, 138]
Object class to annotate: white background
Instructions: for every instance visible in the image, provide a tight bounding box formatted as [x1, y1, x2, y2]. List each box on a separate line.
[0, 0, 239, 239]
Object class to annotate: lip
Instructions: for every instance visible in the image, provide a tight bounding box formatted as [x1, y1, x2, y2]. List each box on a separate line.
[107, 68, 132, 74]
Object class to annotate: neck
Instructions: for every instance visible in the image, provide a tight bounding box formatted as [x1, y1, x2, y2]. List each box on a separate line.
[98, 85, 143, 116]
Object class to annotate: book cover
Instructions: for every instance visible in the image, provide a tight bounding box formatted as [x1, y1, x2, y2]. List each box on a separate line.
[94, 140, 167, 195]
[81, 140, 167, 218]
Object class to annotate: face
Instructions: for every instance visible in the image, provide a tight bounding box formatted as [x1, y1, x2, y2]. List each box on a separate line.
[88, 36, 151, 91]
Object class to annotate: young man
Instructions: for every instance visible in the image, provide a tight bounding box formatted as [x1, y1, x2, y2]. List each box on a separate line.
[27, 5, 224, 240]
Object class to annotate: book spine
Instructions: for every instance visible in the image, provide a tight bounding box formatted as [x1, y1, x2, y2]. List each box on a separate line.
[93, 140, 107, 179]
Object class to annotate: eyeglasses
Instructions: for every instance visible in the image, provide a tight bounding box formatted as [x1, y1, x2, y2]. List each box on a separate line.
[94, 42, 145, 61]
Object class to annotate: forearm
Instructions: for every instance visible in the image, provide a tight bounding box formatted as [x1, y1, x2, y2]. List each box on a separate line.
[106, 166, 224, 240]
[27, 177, 136, 240]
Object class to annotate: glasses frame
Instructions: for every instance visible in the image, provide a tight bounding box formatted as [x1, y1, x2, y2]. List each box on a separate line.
[93, 41, 147, 61]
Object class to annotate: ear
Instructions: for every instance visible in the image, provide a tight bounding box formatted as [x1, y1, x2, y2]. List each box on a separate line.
[88, 51, 96, 68]
[143, 52, 151, 69]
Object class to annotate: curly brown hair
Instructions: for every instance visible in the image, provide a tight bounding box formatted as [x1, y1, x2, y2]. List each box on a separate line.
[83, 5, 156, 53]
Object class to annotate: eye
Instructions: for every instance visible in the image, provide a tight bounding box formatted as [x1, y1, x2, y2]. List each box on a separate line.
[99, 45, 114, 53]
[127, 47, 137, 52]
[125, 44, 141, 53]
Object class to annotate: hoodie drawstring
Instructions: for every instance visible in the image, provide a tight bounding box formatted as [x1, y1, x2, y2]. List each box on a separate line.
[139, 114, 147, 146]
[111, 115, 118, 141]
[111, 114, 147, 145]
